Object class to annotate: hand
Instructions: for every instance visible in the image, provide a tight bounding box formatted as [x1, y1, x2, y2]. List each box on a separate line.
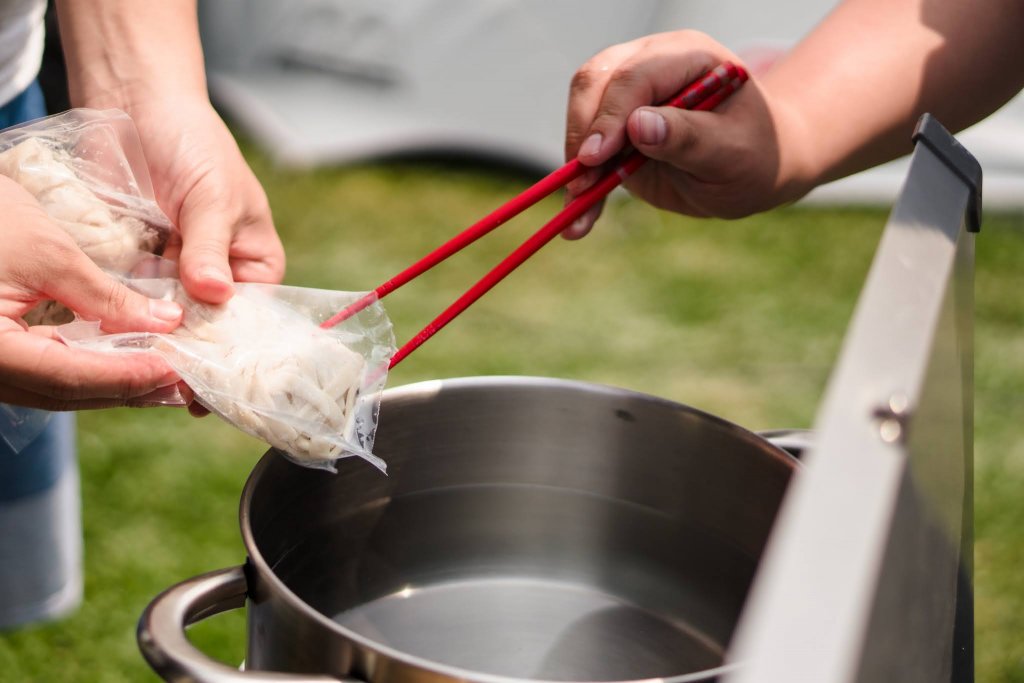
[54, 0, 285, 302]
[562, 30, 813, 237]
[127, 98, 286, 304]
[0, 177, 186, 410]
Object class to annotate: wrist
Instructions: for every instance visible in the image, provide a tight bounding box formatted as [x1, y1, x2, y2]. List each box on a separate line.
[71, 76, 209, 114]
[765, 94, 825, 205]
[57, 0, 207, 112]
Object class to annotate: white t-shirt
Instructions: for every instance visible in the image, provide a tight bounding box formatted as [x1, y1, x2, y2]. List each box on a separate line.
[0, 0, 46, 107]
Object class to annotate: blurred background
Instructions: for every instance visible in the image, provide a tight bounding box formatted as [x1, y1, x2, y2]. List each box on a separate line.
[2, 1, 1023, 681]
[196, 0, 1024, 206]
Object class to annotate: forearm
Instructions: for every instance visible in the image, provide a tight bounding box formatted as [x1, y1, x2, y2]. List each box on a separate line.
[55, 0, 207, 110]
[762, 0, 1024, 189]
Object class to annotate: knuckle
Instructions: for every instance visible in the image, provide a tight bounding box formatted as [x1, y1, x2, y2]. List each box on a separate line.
[48, 235, 81, 262]
[179, 174, 231, 219]
[241, 188, 272, 229]
[102, 280, 131, 315]
[564, 119, 590, 154]
[591, 68, 652, 126]
[186, 186, 232, 219]
[607, 64, 647, 96]
[183, 176, 273, 236]
[674, 28, 709, 43]
[49, 241, 89, 281]
[187, 238, 230, 264]
[14, 235, 77, 288]
[569, 63, 603, 98]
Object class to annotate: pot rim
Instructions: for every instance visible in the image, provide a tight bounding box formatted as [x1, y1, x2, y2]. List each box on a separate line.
[239, 375, 793, 683]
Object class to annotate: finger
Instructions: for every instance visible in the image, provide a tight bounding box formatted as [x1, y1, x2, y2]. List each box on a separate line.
[566, 42, 643, 166]
[226, 189, 286, 285]
[0, 385, 140, 411]
[0, 384, 186, 411]
[158, 229, 183, 263]
[188, 401, 211, 418]
[175, 380, 210, 417]
[178, 181, 286, 299]
[578, 48, 721, 167]
[37, 243, 183, 334]
[560, 201, 605, 241]
[229, 240, 285, 285]
[176, 380, 195, 404]
[564, 166, 604, 200]
[176, 189, 237, 305]
[0, 324, 179, 402]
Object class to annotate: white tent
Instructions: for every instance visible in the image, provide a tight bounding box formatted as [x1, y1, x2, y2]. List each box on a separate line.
[199, 0, 1024, 208]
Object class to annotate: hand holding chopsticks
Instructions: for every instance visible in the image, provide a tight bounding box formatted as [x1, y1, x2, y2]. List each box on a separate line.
[323, 62, 749, 368]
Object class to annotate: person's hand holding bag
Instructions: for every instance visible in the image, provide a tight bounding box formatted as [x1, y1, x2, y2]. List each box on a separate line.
[0, 176, 183, 410]
[116, 98, 286, 304]
[56, 1, 286, 306]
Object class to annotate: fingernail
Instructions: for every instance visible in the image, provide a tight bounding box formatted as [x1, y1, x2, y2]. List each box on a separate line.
[636, 109, 667, 146]
[132, 384, 187, 407]
[579, 133, 604, 159]
[149, 299, 183, 323]
[198, 266, 231, 285]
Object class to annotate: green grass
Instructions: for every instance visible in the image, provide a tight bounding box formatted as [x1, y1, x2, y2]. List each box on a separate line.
[0, 140, 1021, 681]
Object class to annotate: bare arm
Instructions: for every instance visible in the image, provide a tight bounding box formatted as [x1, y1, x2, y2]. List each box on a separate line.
[55, 0, 208, 111]
[563, 0, 1024, 229]
[764, 0, 1024, 188]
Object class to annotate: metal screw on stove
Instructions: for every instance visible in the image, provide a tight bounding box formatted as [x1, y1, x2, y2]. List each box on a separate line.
[872, 393, 912, 444]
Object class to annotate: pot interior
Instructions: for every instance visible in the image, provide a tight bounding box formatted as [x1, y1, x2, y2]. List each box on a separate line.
[245, 377, 795, 682]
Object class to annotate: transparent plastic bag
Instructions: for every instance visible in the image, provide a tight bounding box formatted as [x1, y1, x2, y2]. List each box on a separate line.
[0, 405, 54, 453]
[0, 109, 175, 325]
[60, 277, 396, 472]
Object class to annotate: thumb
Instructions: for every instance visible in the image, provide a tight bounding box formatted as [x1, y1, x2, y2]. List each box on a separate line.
[626, 106, 724, 177]
[43, 248, 183, 334]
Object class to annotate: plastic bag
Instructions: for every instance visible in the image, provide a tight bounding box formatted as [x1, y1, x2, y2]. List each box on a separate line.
[0, 109, 175, 324]
[0, 108, 175, 451]
[0, 108, 397, 471]
[0, 405, 54, 453]
[60, 276, 396, 472]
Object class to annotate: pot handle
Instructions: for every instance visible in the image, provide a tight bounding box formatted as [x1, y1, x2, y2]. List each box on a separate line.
[137, 565, 339, 682]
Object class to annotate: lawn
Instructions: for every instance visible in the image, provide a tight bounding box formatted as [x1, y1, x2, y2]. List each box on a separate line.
[0, 140, 1021, 681]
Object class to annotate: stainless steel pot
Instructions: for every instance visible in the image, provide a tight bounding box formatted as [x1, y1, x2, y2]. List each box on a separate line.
[138, 376, 797, 683]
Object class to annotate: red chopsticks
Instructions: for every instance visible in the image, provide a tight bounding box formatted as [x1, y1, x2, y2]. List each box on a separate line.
[322, 62, 749, 368]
